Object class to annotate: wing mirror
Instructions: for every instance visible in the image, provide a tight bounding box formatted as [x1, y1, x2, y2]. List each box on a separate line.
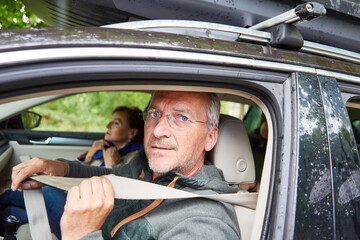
[0, 111, 42, 130]
[21, 111, 42, 129]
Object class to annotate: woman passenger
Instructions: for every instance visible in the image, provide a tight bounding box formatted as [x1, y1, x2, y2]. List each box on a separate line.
[78, 106, 144, 168]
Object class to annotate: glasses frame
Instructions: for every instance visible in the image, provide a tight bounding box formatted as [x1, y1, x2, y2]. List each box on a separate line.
[142, 109, 208, 129]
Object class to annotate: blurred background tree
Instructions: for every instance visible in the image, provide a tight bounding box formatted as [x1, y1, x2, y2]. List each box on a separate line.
[31, 92, 152, 132]
[0, 0, 46, 29]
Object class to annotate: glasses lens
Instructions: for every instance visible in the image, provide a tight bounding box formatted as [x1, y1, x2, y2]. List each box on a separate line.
[171, 113, 189, 129]
[143, 110, 161, 123]
[143, 111, 202, 129]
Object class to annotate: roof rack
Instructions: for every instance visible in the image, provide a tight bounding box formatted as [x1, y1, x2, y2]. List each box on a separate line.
[104, 19, 360, 64]
[105, 20, 270, 44]
[249, 2, 326, 30]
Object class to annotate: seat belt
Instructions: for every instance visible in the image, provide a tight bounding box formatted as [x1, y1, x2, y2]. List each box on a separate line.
[23, 174, 258, 239]
[29, 174, 258, 207]
[23, 189, 53, 240]
[111, 176, 179, 237]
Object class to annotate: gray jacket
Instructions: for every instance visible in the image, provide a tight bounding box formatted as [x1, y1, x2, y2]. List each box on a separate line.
[65, 151, 241, 239]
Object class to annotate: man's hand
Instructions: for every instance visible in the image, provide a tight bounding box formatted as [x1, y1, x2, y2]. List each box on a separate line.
[103, 147, 121, 168]
[11, 157, 68, 191]
[84, 140, 110, 163]
[60, 176, 114, 240]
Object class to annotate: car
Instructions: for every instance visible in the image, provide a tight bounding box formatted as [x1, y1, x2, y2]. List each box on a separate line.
[1, 1, 360, 240]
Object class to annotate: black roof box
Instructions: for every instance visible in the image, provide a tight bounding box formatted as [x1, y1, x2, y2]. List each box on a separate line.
[21, 0, 360, 53]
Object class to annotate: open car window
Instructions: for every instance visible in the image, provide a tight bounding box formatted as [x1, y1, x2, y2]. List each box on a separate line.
[0, 86, 273, 240]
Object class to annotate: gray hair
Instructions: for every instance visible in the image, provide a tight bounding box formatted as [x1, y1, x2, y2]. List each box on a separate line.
[206, 93, 220, 130]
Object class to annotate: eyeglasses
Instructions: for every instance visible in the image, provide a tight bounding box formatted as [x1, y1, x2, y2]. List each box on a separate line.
[142, 110, 208, 129]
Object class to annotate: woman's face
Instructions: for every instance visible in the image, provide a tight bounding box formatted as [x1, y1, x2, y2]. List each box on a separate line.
[105, 111, 132, 145]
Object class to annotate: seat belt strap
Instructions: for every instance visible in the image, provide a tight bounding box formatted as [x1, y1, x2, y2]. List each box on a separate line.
[25, 175, 258, 239]
[110, 176, 179, 237]
[29, 175, 258, 209]
[23, 189, 53, 240]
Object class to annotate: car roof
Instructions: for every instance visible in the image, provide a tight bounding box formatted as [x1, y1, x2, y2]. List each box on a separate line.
[0, 26, 359, 78]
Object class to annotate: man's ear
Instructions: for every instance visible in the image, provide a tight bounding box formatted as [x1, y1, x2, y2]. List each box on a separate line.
[129, 128, 139, 140]
[204, 127, 218, 151]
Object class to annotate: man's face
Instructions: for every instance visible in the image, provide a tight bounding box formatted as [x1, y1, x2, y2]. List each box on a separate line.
[144, 91, 217, 176]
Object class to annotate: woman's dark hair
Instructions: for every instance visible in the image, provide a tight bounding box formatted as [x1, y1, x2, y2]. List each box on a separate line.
[112, 106, 144, 142]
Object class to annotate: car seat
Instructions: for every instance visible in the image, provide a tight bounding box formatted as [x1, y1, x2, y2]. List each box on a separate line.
[208, 114, 257, 240]
[208, 114, 256, 184]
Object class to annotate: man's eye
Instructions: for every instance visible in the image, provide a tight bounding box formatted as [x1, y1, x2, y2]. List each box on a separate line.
[149, 112, 160, 118]
[176, 114, 189, 122]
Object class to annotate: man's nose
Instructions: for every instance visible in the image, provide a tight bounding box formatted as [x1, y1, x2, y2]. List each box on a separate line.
[153, 115, 171, 138]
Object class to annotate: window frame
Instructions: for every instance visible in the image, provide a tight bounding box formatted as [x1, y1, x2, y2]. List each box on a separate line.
[0, 49, 290, 239]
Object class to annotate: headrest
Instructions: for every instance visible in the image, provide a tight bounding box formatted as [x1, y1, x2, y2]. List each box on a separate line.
[208, 114, 255, 184]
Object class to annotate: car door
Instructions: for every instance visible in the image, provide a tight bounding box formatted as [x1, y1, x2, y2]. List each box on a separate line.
[0, 94, 105, 167]
[0, 96, 89, 176]
[293, 73, 360, 239]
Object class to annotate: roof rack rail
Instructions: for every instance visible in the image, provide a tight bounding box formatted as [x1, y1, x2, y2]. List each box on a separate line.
[105, 20, 270, 44]
[249, 2, 326, 30]
[104, 19, 360, 64]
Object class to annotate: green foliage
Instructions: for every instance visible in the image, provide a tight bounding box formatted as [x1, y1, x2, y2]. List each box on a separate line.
[31, 92, 151, 132]
[244, 107, 263, 132]
[220, 100, 249, 120]
[0, 0, 46, 29]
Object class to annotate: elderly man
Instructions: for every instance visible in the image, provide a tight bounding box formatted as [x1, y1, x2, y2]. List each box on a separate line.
[11, 91, 241, 239]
